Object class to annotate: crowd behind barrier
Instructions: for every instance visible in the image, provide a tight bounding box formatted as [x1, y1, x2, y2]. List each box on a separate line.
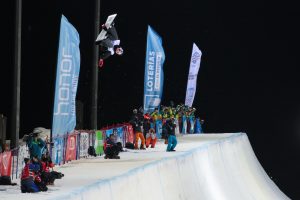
[0, 115, 203, 182]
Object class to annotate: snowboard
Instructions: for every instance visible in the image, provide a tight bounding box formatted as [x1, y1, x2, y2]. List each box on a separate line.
[95, 13, 117, 42]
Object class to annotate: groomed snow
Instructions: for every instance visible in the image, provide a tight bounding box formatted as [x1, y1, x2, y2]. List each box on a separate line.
[0, 133, 290, 200]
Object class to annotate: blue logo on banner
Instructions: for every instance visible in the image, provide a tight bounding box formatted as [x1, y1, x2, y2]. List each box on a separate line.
[52, 15, 80, 137]
[143, 26, 165, 114]
[192, 52, 201, 64]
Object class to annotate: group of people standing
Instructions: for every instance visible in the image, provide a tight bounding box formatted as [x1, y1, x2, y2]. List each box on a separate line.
[103, 104, 180, 160]
[129, 106, 178, 152]
[128, 102, 202, 153]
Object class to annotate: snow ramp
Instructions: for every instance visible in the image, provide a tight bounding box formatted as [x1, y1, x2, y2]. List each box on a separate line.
[49, 133, 289, 200]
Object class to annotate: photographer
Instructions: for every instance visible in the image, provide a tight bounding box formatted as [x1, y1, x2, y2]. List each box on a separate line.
[40, 153, 64, 185]
[23, 129, 46, 159]
[104, 134, 121, 159]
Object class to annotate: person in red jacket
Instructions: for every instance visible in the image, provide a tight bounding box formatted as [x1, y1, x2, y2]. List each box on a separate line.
[40, 153, 64, 185]
[31, 156, 48, 192]
[20, 158, 40, 193]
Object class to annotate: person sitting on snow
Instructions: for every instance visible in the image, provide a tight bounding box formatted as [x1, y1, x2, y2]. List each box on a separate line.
[145, 128, 157, 148]
[40, 153, 64, 185]
[31, 156, 48, 192]
[96, 22, 124, 68]
[20, 158, 40, 193]
[104, 134, 121, 159]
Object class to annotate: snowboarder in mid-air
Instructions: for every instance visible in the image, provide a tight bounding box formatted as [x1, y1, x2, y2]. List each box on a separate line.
[95, 22, 124, 68]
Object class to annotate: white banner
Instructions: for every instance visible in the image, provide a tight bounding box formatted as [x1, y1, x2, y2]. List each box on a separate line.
[80, 132, 89, 158]
[184, 43, 202, 107]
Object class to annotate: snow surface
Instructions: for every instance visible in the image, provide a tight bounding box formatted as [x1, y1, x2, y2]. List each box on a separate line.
[0, 133, 290, 200]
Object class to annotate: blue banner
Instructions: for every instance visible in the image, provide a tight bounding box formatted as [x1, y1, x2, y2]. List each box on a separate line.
[155, 120, 162, 139]
[52, 15, 80, 137]
[52, 137, 64, 165]
[105, 129, 113, 138]
[143, 25, 165, 114]
[185, 43, 202, 107]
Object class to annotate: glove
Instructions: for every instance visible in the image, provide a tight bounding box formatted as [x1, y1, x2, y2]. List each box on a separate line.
[101, 24, 107, 31]
[98, 59, 104, 68]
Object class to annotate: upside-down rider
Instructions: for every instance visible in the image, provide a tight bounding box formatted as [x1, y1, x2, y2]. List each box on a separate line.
[95, 22, 124, 68]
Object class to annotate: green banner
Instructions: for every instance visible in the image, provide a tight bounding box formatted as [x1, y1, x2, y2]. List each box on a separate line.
[95, 130, 104, 155]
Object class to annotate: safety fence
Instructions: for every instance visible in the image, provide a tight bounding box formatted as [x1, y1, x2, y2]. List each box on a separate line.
[0, 123, 135, 180]
[0, 117, 203, 180]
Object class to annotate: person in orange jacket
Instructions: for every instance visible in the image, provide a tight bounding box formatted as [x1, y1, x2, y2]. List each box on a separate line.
[129, 109, 146, 150]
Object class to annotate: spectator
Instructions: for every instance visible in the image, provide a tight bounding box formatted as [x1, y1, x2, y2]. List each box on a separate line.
[31, 156, 48, 192]
[129, 109, 146, 150]
[20, 158, 40, 193]
[104, 134, 121, 159]
[165, 118, 177, 152]
[40, 153, 64, 185]
[143, 113, 151, 138]
[145, 128, 157, 148]
[23, 129, 46, 159]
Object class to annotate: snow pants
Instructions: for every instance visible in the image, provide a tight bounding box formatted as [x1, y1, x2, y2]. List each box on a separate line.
[21, 177, 39, 193]
[166, 135, 177, 151]
[134, 132, 145, 149]
[146, 137, 157, 148]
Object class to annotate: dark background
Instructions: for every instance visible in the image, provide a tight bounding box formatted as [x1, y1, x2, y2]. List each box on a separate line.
[1, 0, 300, 198]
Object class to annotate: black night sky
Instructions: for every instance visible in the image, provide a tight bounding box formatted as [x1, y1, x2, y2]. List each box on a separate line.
[1, 0, 300, 198]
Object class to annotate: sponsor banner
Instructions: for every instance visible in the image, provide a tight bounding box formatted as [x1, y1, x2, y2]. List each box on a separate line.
[0, 151, 12, 176]
[52, 15, 80, 137]
[53, 137, 64, 165]
[144, 25, 165, 114]
[66, 134, 77, 161]
[124, 124, 134, 143]
[116, 127, 124, 145]
[155, 120, 162, 139]
[80, 132, 89, 157]
[105, 129, 113, 138]
[95, 130, 104, 155]
[16, 145, 30, 178]
[185, 43, 202, 107]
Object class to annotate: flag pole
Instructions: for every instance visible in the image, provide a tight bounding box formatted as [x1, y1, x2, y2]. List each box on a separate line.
[91, 0, 101, 130]
[11, 0, 22, 148]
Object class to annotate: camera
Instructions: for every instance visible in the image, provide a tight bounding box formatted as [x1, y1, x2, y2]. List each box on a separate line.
[52, 171, 64, 179]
